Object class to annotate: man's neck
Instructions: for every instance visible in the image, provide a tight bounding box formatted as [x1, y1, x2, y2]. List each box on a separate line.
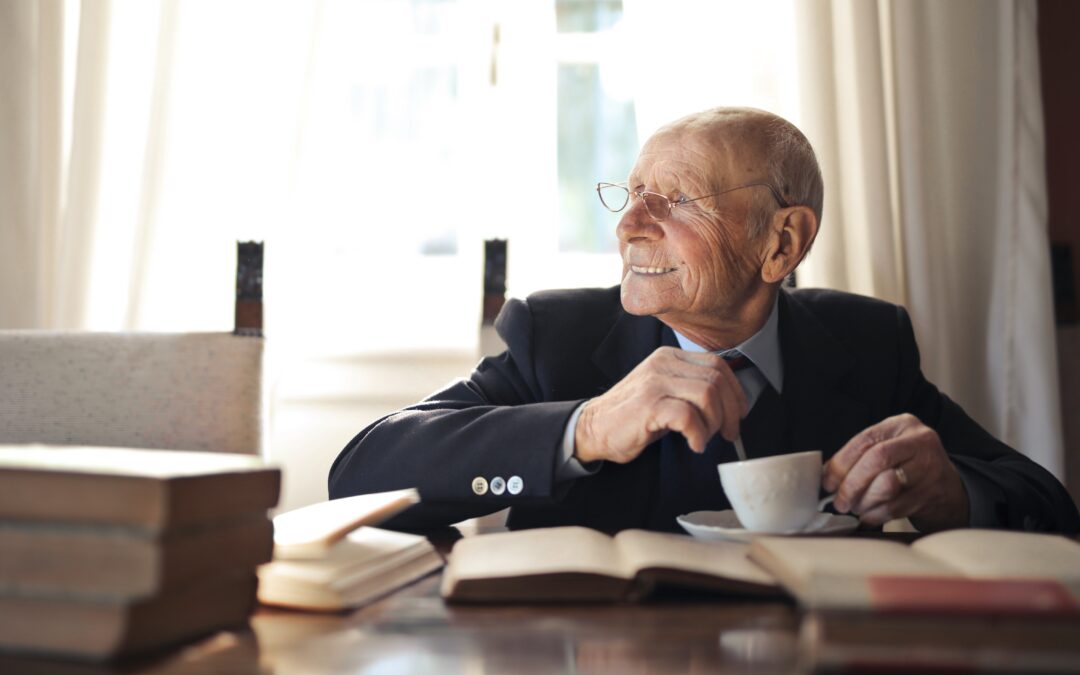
[658, 286, 779, 351]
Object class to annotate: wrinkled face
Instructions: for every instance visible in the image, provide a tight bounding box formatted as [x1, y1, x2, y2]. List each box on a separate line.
[617, 123, 767, 325]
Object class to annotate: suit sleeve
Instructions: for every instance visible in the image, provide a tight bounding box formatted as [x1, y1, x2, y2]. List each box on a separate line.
[894, 306, 1080, 533]
[327, 297, 584, 530]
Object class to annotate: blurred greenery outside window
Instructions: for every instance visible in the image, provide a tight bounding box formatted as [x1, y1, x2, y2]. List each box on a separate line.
[556, 0, 637, 253]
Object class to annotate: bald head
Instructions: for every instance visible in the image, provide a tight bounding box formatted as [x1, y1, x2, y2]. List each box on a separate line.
[653, 108, 824, 237]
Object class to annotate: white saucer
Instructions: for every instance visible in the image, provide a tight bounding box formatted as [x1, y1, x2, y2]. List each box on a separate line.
[676, 510, 859, 543]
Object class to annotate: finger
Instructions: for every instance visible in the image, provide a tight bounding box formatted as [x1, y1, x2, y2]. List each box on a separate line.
[661, 350, 745, 406]
[833, 436, 919, 513]
[857, 489, 923, 527]
[650, 396, 710, 453]
[705, 362, 747, 441]
[849, 462, 913, 514]
[679, 378, 731, 447]
[823, 415, 910, 492]
[668, 348, 729, 369]
[647, 360, 746, 443]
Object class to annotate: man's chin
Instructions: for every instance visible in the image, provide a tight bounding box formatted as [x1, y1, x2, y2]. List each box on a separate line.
[619, 287, 670, 318]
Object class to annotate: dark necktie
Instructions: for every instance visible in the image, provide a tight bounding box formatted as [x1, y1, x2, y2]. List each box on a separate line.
[720, 350, 753, 372]
[647, 341, 756, 530]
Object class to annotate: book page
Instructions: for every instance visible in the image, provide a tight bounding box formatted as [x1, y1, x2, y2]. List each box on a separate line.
[912, 529, 1080, 581]
[261, 527, 432, 584]
[445, 526, 627, 582]
[751, 537, 958, 580]
[0, 444, 267, 477]
[613, 530, 775, 587]
[749, 537, 960, 607]
[272, 490, 420, 558]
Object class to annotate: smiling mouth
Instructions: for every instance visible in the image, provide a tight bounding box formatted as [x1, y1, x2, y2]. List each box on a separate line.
[630, 265, 677, 275]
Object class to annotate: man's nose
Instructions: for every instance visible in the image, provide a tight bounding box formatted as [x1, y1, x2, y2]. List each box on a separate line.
[615, 199, 663, 243]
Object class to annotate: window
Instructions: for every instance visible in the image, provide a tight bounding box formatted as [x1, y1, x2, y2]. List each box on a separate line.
[84, 0, 800, 358]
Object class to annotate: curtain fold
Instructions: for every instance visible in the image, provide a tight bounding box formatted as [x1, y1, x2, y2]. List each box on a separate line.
[0, 0, 111, 330]
[55, 0, 111, 329]
[797, 0, 1063, 477]
[0, 0, 59, 328]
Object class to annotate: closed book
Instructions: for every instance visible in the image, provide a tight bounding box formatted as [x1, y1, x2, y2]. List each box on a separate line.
[0, 515, 273, 600]
[441, 526, 779, 603]
[749, 529, 1080, 614]
[0, 445, 280, 533]
[0, 574, 257, 661]
[258, 527, 443, 611]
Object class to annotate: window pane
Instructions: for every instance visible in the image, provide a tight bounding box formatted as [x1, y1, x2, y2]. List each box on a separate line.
[557, 62, 637, 253]
[556, 0, 623, 33]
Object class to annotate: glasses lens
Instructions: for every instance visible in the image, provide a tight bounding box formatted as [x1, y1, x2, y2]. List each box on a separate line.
[641, 192, 671, 220]
[597, 184, 629, 212]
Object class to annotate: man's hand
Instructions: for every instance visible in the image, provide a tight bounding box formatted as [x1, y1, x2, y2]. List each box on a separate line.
[822, 413, 970, 532]
[574, 347, 748, 465]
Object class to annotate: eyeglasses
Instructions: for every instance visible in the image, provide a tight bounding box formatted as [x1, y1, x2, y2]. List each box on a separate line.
[596, 181, 790, 221]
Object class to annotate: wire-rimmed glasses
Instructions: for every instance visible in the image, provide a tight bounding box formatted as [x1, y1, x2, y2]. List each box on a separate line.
[596, 181, 790, 221]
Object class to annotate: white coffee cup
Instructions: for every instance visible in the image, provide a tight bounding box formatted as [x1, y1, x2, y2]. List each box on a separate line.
[717, 450, 834, 533]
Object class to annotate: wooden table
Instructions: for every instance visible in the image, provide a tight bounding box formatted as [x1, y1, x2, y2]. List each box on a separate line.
[0, 572, 806, 674]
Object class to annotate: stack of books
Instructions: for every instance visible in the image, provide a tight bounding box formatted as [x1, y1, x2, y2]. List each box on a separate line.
[0, 444, 281, 661]
[257, 488, 444, 612]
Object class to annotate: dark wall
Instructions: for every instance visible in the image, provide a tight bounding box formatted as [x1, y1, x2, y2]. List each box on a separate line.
[1040, 0, 1080, 322]
[1039, 0, 1080, 507]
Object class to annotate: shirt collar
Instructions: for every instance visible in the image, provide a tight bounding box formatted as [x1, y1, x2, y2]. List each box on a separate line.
[672, 295, 784, 393]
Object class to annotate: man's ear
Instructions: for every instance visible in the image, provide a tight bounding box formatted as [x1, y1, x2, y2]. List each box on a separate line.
[760, 206, 818, 284]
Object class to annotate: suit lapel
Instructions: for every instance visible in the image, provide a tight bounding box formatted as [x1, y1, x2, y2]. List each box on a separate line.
[591, 310, 665, 386]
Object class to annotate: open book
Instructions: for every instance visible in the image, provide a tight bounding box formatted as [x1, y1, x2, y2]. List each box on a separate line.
[257, 489, 442, 611]
[441, 526, 778, 602]
[749, 529, 1080, 614]
[270, 488, 420, 558]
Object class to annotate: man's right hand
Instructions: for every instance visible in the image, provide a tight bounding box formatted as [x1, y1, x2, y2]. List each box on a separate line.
[574, 346, 749, 464]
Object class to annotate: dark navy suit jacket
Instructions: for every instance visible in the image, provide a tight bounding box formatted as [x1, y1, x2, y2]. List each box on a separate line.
[328, 286, 1080, 533]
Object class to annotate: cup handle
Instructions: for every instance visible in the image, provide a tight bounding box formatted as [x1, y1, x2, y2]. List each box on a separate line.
[818, 494, 836, 511]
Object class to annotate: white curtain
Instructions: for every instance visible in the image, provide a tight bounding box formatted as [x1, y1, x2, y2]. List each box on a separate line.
[796, 0, 1063, 477]
[0, 0, 111, 329]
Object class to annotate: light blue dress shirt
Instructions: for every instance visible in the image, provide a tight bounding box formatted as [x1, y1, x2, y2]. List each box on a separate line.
[556, 296, 785, 480]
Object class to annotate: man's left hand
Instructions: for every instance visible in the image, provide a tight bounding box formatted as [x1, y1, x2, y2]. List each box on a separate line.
[822, 413, 970, 532]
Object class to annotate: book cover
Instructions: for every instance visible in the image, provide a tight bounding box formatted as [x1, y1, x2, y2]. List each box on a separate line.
[0, 515, 273, 600]
[0, 574, 257, 661]
[0, 445, 281, 533]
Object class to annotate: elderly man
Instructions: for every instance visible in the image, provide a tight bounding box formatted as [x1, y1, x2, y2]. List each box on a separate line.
[329, 107, 1079, 534]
